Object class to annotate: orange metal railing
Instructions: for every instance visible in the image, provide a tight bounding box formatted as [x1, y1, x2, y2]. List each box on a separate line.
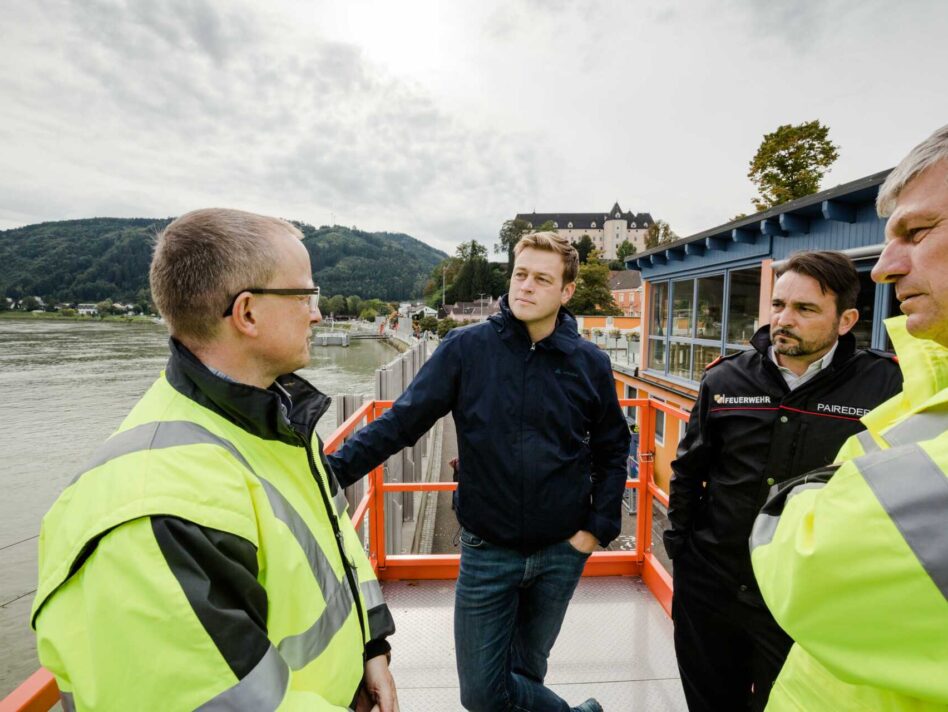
[1, 395, 689, 711]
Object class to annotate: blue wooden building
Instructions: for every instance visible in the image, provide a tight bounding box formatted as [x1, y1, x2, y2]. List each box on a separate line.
[615, 168, 899, 489]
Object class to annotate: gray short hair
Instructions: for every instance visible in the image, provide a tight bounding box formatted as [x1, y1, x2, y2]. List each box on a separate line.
[877, 124, 948, 217]
[150, 208, 297, 343]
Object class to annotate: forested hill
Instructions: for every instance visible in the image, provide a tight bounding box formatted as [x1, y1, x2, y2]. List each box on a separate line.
[0, 218, 447, 303]
[296, 223, 446, 301]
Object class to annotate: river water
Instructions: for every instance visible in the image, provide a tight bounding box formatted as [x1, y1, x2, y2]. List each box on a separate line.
[0, 319, 397, 696]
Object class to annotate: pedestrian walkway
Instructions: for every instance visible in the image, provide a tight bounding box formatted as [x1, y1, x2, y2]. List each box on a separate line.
[385, 576, 686, 710]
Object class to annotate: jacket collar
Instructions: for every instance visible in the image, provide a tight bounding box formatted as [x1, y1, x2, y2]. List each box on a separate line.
[489, 294, 580, 355]
[165, 338, 331, 445]
[863, 316, 948, 434]
[750, 325, 856, 368]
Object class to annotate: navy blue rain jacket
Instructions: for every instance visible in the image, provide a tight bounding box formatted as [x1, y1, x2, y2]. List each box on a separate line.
[327, 296, 630, 551]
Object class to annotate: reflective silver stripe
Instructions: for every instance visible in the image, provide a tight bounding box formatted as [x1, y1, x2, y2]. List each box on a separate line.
[255, 477, 355, 669]
[856, 429, 881, 454]
[334, 487, 349, 517]
[255, 477, 339, 603]
[857, 445, 948, 600]
[60, 691, 75, 712]
[750, 482, 827, 550]
[881, 410, 948, 448]
[73, 419, 358, 670]
[361, 580, 385, 610]
[196, 645, 289, 712]
[278, 582, 355, 669]
[71, 420, 256, 484]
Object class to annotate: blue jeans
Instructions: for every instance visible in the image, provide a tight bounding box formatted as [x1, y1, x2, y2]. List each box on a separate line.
[454, 528, 590, 712]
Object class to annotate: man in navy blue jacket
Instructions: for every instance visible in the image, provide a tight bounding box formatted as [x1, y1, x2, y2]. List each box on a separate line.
[328, 232, 629, 712]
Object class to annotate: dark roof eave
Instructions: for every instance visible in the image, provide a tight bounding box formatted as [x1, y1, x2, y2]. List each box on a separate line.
[631, 168, 893, 261]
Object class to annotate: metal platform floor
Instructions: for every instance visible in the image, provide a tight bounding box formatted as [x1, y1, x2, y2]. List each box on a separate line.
[384, 576, 687, 711]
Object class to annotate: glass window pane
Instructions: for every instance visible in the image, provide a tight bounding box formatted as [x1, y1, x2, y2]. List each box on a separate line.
[726, 268, 761, 344]
[694, 343, 722, 374]
[696, 275, 724, 340]
[671, 279, 695, 337]
[668, 342, 692, 380]
[850, 269, 876, 349]
[650, 282, 668, 336]
[648, 338, 666, 372]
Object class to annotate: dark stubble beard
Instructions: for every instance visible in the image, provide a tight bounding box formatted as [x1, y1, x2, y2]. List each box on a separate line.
[772, 320, 839, 358]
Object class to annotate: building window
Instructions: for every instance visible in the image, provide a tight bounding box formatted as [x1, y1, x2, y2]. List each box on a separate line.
[591, 221, 597, 228]
[527, 222, 532, 228]
[655, 401, 666, 445]
[696, 274, 724, 340]
[552, 222, 558, 228]
[631, 222, 637, 228]
[726, 267, 761, 344]
[649, 282, 668, 336]
[646, 267, 759, 384]
[567, 222, 573, 228]
[615, 212, 621, 218]
[671, 279, 695, 337]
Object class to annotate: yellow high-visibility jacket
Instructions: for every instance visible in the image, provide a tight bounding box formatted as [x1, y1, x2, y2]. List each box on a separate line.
[751, 317, 948, 711]
[32, 340, 393, 711]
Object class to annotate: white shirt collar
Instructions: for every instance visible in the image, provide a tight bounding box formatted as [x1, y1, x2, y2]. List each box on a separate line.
[768, 339, 839, 390]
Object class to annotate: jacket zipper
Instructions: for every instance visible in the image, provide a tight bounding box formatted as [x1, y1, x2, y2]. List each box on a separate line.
[521, 342, 535, 542]
[301, 433, 368, 648]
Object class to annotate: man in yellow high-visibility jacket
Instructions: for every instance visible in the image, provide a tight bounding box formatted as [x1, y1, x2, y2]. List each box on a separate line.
[751, 124, 948, 710]
[32, 209, 399, 711]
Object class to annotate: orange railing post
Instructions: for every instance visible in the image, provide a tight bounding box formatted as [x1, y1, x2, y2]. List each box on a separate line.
[369, 402, 387, 571]
[636, 399, 656, 566]
[0, 669, 59, 712]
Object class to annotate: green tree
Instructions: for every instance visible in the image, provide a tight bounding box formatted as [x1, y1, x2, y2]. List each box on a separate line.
[534, 220, 556, 232]
[134, 287, 152, 315]
[346, 295, 363, 317]
[495, 219, 529, 275]
[95, 299, 112, 317]
[450, 241, 493, 302]
[359, 307, 378, 320]
[362, 298, 391, 316]
[568, 261, 622, 316]
[572, 235, 594, 264]
[748, 120, 840, 211]
[617, 239, 637, 260]
[436, 317, 459, 337]
[645, 220, 677, 249]
[21, 296, 41, 311]
[327, 294, 346, 317]
[417, 315, 439, 333]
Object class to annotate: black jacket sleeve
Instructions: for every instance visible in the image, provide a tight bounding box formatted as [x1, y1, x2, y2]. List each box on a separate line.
[327, 332, 461, 487]
[584, 358, 632, 546]
[663, 376, 713, 558]
[150, 516, 271, 680]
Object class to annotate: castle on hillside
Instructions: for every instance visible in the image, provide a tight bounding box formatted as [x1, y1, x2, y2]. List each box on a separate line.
[514, 202, 653, 260]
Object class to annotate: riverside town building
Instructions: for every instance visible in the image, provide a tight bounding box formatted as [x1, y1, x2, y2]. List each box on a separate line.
[618, 169, 900, 492]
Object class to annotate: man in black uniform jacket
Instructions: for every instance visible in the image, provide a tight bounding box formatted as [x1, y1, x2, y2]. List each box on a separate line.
[664, 250, 903, 712]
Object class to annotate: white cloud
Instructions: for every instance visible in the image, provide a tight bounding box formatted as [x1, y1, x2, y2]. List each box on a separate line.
[2, 0, 947, 248]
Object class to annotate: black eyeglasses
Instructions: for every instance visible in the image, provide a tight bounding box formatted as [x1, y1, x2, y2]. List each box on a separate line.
[223, 286, 320, 317]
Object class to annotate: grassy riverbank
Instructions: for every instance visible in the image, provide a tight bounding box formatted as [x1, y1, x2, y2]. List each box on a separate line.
[0, 311, 157, 324]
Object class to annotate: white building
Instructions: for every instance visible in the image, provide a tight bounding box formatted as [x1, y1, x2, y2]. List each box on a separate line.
[515, 202, 653, 260]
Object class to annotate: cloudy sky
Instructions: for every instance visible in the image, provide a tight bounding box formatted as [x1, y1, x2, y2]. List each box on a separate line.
[2, 0, 947, 253]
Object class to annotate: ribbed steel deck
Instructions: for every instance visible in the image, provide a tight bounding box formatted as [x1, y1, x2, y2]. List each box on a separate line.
[384, 576, 687, 711]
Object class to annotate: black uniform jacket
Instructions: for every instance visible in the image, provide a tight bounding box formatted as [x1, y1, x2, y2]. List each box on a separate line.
[664, 326, 903, 594]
